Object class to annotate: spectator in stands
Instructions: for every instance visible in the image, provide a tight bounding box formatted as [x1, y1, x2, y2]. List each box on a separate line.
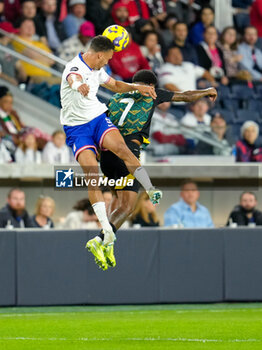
[123, 0, 150, 24]
[0, 188, 33, 228]
[12, 19, 58, 84]
[15, 132, 42, 164]
[238, 26, 262, 81]
[161, 14, 178, 48]
[227, 191, 262, 226]
[0, 22, 27, 86]
[109, 32, 150, 82]
[62, 198, 99, 229]
[158, 47, 216, 96]
[169, 22, 198, 65]
[0, 0, 5, 22]
[236, 121, 262, 162]
[181, 98, 211, 130]
[250, 0, 262, 38]
[218, 26, 252, 82]
[233, 0, 252, 33]
[130, 192, 160, 227]
[4, 0, 21, 23]
[189, 6, 215, 45]
[166, 0, 195, 26]
[140, 31, 164, 74]
[196, 26, 229, 85]
[0, 86, 51, 152]
[111, 1, 130, 27]
[57, 21, 95, 62]
[0, 137, 12, 163]
[31, 196, 55, 228]
[164, 180, 214, 228]
[14, 0, 37, 27]
[131, 18, 155, 44]
[150, 101, 186, 157]
[35, 0, 65, 52]
[63, 0, 86, 39]
[195, 114, 232, 155]
[86, 0, 114, 35]
[42, 130, 71, 164]
[0, 86, 24, 152]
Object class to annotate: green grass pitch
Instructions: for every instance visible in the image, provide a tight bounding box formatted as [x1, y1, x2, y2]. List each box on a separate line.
[1, 303, 262, 350]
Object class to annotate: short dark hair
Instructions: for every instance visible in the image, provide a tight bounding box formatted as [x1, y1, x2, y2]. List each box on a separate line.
[90, 35, 115, 52]
[7, 188, 25, 198]
[73, 198, 94, 214]
[132, 69, 158, 85]
[180, 180, 198, 190]
[172, 21, 188, 31]
[244, 25, 258, 35]
[240, 192, 257, 201]
[200, 5, 214, 15]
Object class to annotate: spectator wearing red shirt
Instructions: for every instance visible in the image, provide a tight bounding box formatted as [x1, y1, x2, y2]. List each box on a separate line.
[109, 34, 150, 82]
[250, 0, 262, 38]
[111, 1, 130, 27]
[122, 0, 150, 24]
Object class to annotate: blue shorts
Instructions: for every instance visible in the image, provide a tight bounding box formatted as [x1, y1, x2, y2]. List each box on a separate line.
[63, 112, 118, 160]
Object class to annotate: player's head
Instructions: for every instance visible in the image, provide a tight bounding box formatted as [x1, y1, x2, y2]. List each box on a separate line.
[132, 70, 158, 86]
[89, 35, 115, 70]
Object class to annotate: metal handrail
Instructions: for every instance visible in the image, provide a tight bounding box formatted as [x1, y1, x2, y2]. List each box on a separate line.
[0, 28, 66, 66]
[0, 44, 62, 77]
[153, 114, 232, 151]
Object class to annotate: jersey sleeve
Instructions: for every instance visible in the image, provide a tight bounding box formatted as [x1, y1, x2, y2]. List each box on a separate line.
[99, 68, 111, 84]
[155, 88, 174, 105]
[64, 62, 84, 82]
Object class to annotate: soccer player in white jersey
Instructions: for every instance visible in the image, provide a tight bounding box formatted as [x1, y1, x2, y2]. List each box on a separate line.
[60, 35, 161, 269]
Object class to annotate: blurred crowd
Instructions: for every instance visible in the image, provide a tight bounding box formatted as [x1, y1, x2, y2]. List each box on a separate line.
[1, 183, 262, 229]
[0, 0, 262, 162]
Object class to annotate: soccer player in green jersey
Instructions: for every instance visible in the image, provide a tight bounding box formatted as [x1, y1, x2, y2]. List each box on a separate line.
[87, 69, 217, 269]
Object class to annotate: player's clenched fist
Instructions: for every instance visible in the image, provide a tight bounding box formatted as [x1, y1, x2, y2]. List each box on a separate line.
[205, 87, 217, 102]
[136, 85, 157, 99]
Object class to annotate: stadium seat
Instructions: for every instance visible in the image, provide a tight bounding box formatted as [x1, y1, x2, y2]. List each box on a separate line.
[230, 124, 242, 138]
[235, 109, 260, 123]
[254, 84, 262, 98]
[221, 98, 240, 111]
[247, 99, 262, 111]
[217, 85, 231, 99]
[231, 84, 255, 99]
[210, 109, 235, 124]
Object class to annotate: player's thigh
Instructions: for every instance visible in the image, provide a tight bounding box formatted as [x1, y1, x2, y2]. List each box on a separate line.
[78, 149, 98, 173]
[102, 129, 133, 158]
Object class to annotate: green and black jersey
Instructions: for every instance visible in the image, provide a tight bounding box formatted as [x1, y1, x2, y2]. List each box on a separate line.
[107, 88, 174, 144]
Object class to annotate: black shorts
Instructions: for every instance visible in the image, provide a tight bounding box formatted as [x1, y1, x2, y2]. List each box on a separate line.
[100, 140, 140, 193]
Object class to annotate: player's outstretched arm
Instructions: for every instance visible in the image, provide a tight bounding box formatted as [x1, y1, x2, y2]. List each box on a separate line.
[67, 73, 90, 96]
[171, 87, 217, 103]
[102, 77, 157, 99]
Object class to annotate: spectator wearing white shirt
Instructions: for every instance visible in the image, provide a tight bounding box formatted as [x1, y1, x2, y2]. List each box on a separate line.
[15, 133, 42, 164]
[150, 101, 186, 156]
[42, 130, 70, 164]
[158, 47, 216, 99]
[0, 138, 12, 163]
[57, 21, 95, 62]
[181, 98, 211, 129]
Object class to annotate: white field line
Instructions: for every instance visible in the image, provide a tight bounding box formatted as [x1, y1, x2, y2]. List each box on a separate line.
[0, 337, 260, 343]
[1, 308, 262, 318]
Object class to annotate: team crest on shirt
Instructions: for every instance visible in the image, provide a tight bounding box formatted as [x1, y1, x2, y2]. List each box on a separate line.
[70, 67, 79, 71]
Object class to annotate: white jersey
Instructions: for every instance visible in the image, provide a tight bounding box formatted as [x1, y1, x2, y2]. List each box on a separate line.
[60, 53, 111, 126]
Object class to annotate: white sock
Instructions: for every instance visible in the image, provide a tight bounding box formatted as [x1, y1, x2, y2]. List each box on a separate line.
[92, 202, 112, 232]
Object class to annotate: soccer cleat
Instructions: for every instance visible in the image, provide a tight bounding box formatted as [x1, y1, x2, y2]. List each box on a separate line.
[85, 238, 108, 271]
[103, 244, 116, 268]
[103, 229, 116, 246]
[147, 187, 163, 205]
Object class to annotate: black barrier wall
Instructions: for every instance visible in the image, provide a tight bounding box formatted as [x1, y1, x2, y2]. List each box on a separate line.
[0, 228, 262, 306]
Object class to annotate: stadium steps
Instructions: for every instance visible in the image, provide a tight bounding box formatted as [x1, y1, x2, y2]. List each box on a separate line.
[0, 79, 60, 134]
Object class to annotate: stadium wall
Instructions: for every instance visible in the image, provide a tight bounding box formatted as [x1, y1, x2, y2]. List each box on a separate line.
[1, 228, 262, 306]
